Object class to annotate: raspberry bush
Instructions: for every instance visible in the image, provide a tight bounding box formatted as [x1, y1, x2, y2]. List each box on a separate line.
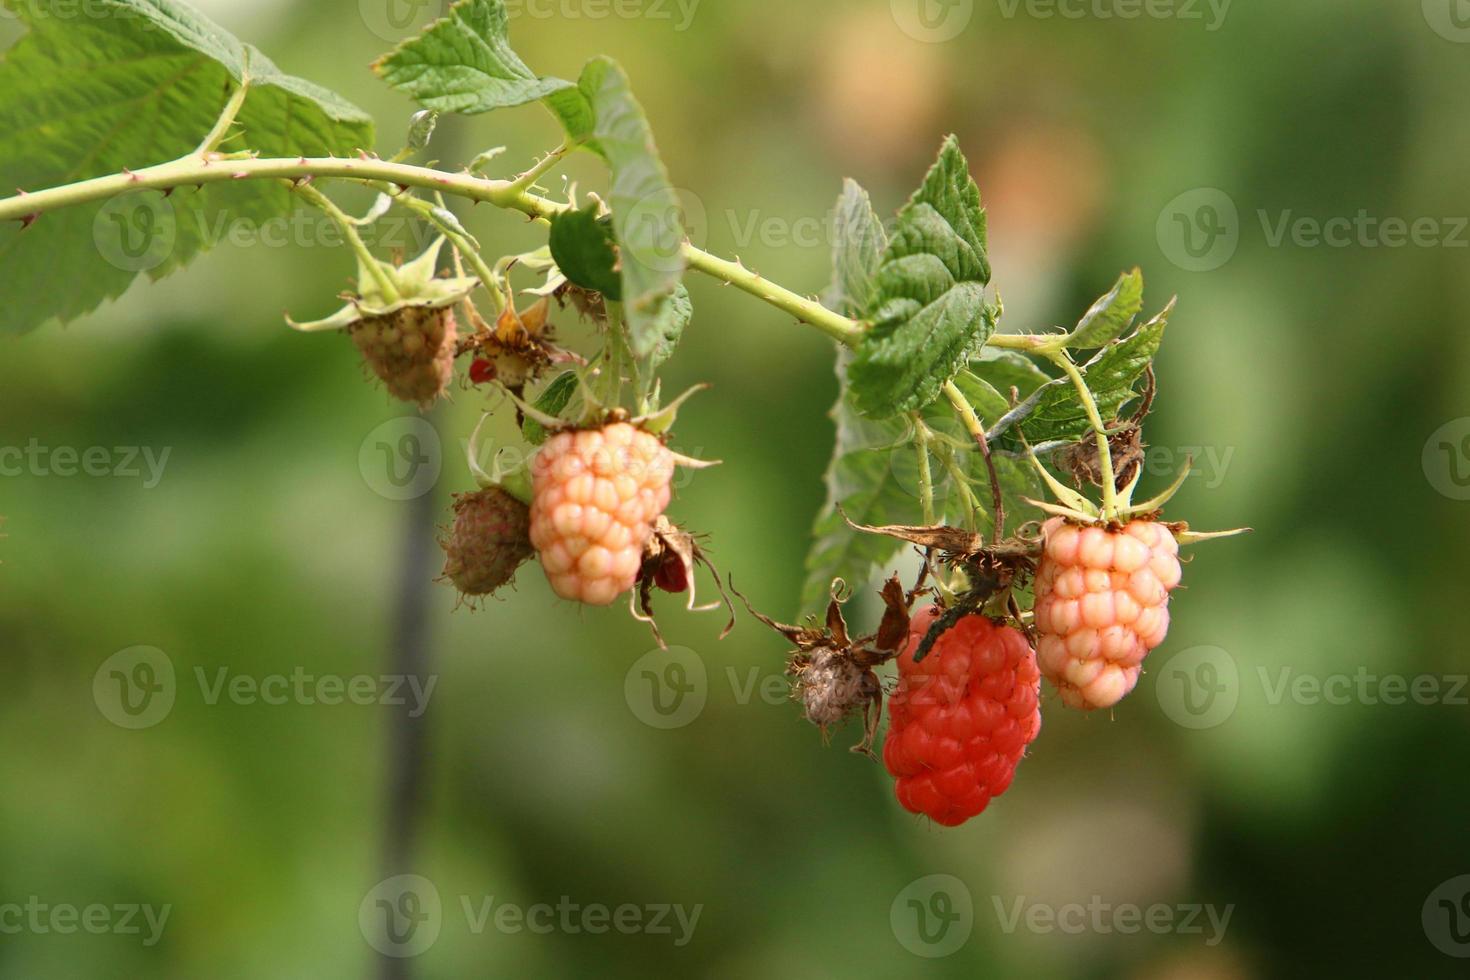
[0, 0, 1246, 828]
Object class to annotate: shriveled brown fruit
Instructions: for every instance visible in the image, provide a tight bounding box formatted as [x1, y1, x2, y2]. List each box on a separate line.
[440, 488, 534, 601]
[351, 305, 458, 410]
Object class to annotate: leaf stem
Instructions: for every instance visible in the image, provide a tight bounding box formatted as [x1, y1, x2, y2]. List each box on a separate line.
[1045, 352, 1117, 520]
[195, 56, 252, 155]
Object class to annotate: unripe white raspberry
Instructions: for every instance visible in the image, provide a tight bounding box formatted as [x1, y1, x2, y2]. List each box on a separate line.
[1033, 517, 1182, 710]
[528, 423, 675, 606]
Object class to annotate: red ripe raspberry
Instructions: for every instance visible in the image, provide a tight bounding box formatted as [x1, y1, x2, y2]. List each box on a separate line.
[883, 608, 1042, 827]
[1033, 517, 1182, 711]
[440, 488, 534, 599]
[349, 306, 457, 409]
[528, 423, 674, 606]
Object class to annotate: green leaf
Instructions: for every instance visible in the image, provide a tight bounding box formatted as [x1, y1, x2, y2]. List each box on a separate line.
[802, 182, 907, 613]
[0, 0, 373, 334]
[548, 206, 622, 300]
[1066, 268, 1143, 348]
[1022, 300, 1174, 444]
[801, 353, 917, 614]
[372, 0, 591, 138]
[849, 136, 995, 419]
[645, 283, 692, 371]
[824, 179, 889, 317]
[577, 57, 686, 360]
[522, 371, 580, 445]
[375, 10, 682, 354]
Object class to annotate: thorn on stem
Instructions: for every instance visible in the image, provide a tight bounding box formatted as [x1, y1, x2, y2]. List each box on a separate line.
[19, 213, 39, 230]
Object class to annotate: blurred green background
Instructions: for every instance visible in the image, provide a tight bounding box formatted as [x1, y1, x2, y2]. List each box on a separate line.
[2, 0, 1469, 976]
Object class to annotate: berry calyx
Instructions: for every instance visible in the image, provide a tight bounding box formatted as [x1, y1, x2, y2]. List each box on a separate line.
[528, 422, 675, 606]
[883, 607, 1042, 827]
[1033, 517, 1181, 711]
[439, 488, 534, 601]
[287, 236, 478, 410]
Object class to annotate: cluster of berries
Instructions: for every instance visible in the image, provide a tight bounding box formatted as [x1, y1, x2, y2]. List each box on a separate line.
[440, 421, 681, 609]
[880, 517, 1186, 826]
[292, 235, 1228, 834]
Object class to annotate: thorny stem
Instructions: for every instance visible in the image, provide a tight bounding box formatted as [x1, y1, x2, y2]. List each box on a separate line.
[678, 248, 866, 346]
[507, 141, 571, 195]
[0, 154, 868, 346]
[943, 380, 1005, 545]
[1045, 352, 1118, 520]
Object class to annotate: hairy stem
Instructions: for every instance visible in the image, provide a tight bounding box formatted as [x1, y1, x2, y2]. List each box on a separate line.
[942, 380, 1006, 544]
[912, 415, 936, 526]
[1046, 352, 1118, 520]
[507, 141, 572, 195]
[294, 182, 399, 302]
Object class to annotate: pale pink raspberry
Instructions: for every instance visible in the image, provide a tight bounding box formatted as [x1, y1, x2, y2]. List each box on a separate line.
[528, 423, 675, 606]
[1033, 517, 1182, 711]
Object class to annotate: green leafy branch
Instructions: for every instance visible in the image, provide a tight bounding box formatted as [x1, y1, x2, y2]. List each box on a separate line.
[0, 0, 1181, 616]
